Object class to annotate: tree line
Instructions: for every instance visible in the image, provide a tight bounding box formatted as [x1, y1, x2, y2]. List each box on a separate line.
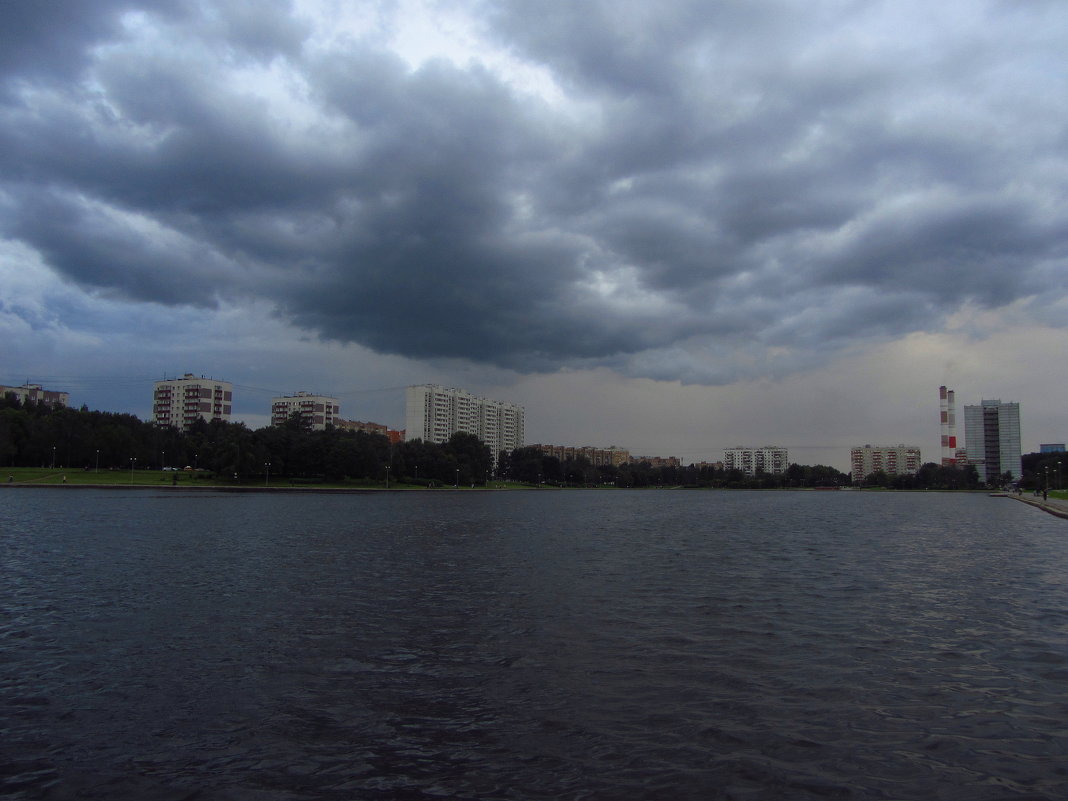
[0, 396, 491, 485]
[502, 447, 852, 488]
[3, 394, 1048, 489]
[0, 397, 852, 487]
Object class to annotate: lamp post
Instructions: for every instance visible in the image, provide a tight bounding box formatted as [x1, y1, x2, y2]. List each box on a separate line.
[194, 453, 198, 471]
[1058, 460, 1062, 491]
[455, 468, 459, 488]
[95, 449, 99, 472]
[385, 465, 390, 490]
[130, 456, 137, 484]
[265, 462, 271, 487]
[51, 445, 56, 469]
[162, 450, 166, 471]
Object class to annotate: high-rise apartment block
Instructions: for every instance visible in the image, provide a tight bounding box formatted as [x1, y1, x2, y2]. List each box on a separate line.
[724, 446, 789, 476]
[271, 392, 340, 430]
[851, 444, 922, 483]
[0, 383, 69, 408]
[153, 374, 232, 431]
[938, 385, 958, 466]
[964, 399, 1022, 484]
[405, 385, 524, 458]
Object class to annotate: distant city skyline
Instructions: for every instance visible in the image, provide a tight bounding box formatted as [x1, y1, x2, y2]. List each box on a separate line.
[5, 371, 1061, 475]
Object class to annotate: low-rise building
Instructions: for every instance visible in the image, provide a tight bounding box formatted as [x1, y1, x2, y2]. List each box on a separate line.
[533, 444, 631, 466]
[692, 461, 725, 471]
[153, 374, 232, 431]
[850, 444, 922, 483]
[336, 418, 388, 436]
[271, 392, 340, 430]
[724, 446, 789, 476]
[0, 383, 69, 408]
[632, 455, 681, 468]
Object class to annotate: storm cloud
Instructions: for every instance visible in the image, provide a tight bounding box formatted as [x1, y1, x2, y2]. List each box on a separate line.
[2, 0, 1067, 383]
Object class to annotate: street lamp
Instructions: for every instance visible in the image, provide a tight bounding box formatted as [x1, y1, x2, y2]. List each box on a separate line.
[385, 465, 390, 490]
[455, 468, 459, 488]
[95, 449, 100, 472]
[1058, 460, 1062, 491]
[130, 456, 137, 484]
[265, 462, 271, 487]
[162, 450, 166, 470]
[51, 445, 56, 469]
[194, 453, 199, 471]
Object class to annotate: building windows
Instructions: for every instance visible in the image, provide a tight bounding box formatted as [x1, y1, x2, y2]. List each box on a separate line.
[152, 374, 233, 431]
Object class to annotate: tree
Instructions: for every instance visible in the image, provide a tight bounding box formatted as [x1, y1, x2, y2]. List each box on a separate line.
[865, 470, 891, 488]
[509, 447, 545, 483]
[212, 423, 259, 480]
[445, 432, 493, 485]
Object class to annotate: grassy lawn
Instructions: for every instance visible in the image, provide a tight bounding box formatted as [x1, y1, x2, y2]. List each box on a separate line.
[1, 467, 544, 490]
[3, 466, 218, 486]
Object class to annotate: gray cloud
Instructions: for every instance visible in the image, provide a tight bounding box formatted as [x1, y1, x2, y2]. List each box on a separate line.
[2, 0, 1068, 384]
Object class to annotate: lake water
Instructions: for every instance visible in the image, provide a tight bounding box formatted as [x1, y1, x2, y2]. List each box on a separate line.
[2, 488, 1067, 800]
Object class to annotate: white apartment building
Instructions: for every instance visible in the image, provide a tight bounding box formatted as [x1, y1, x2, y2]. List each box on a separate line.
[271, 392, 340, 430]
[850, 444, 922, 483]
[405, 385, 524, 459]
[0, 383, 69, 408]
[724, 446, 789, 476]
[153, 374, 233, 431]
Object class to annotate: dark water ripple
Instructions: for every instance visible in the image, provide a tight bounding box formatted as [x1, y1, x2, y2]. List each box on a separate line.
[2, 489, 1068, 799]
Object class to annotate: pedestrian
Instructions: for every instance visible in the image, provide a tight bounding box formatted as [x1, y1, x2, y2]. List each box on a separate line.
[1043, 488, 1048, 502]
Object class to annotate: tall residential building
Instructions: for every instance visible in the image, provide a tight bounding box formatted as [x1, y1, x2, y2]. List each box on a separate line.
[938, 385, 958, 466]
[851, 444, 922, 484]
[724, 446, 789, 476]
[153, 374, 233, 431]
[964, 399, 1022, 484]
[271, 392, 340, 430]
[0, 383, 69, 408]
[405, 385, 524, 459]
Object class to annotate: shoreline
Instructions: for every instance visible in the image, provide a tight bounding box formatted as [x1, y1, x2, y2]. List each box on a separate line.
[0, 483, 517, 493]
[0, 483, 1011, 495]
[1004, 492, 1068, 520]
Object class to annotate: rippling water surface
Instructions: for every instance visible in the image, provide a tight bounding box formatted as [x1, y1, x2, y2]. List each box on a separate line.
[2, 489, 1068, 799]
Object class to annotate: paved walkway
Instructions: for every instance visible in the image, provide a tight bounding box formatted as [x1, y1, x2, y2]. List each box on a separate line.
[1005, 492, 1068, 520]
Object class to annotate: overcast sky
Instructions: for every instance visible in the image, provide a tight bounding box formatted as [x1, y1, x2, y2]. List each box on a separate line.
[3, 0, 1067, 470]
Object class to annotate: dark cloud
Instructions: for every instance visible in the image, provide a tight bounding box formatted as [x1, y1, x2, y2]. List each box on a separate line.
[2, 0, 1068, 383]
[0, 0, 146, 86]
[4, 188, 242, 305]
